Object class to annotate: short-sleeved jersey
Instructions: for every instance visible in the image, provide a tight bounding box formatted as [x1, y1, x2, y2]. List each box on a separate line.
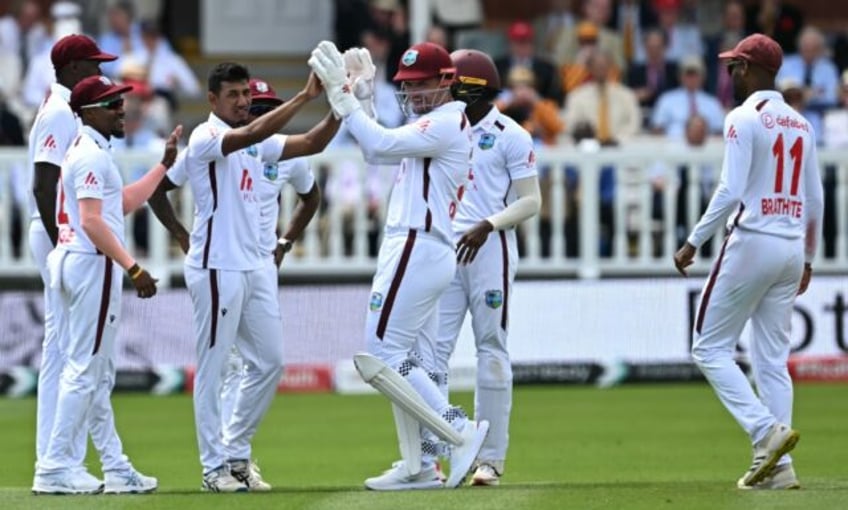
[452, 106, 538, 234]
[183, 113, 285, 270]
[688, 90, 824, 261]
[256, 151, 314, 254]
[27, 82, 80, 220]
[56, 126, 125, 253]
[346, 101, 472, 245]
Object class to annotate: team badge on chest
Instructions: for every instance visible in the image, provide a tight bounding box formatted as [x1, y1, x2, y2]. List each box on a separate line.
[370, 292, 384, 312]
[246, 145, 258, 157]
[478, 133, 496, 150]
[263, 163, 278, 180]
[484, 289, 503, 309]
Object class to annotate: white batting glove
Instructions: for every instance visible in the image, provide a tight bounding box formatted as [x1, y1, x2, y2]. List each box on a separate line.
[343, 47, 377, 119]
[308, 41, 360, 118]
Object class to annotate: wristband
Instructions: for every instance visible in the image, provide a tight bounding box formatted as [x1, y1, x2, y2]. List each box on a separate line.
[127, 263, 144, 280]
[277, 237, 293, 254]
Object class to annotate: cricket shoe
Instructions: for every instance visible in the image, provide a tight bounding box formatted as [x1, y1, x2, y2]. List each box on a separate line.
[201, 464, 248, 493]
[737, 463, 800, 490]
[32, 468, 104, 495]
[445, 420, 490, 489]
[738, 423, 800, 487]
[470, 463, 501, 486]
[104, 468, 158, 494]
[230, 459, 271, 492]
[364, 461, 444, 490]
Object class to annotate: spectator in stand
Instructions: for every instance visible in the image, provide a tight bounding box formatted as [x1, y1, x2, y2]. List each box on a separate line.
[0, 0, 50, 79]
[704, 1, 746, 109]
[777, 26, 840, 124]
[367, 0, 410, 87]
[425, 24, 451, 51]
[745, 0, 803, 54]
[651, 55, 724, 139]
[97, 1, 143, 78]
[564, 48, 640, 146]
[821, 71, 848, 259]
[652, 0, 703, 64]
[537, 0, 577, 58]
[560, 22, 620, 95]
[133, 19, 201, 120]
[0, 92, 26, 258]
[611, 0, 657, 67]
[553, 0, 624, 73]
[627, 28, 679, 112]
[497, 66, 564, 147]
[496, 20, 562, 105]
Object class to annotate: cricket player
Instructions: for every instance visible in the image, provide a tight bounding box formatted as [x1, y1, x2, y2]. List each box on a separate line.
[180, 63, 336, 492]
[309, 40, 489, 490]
[674, 34, 824, 490]
[28, 34, 151, 494]
[33, 75, 180, 494]
[147, 77, 323, 490]
[433, 49, 541, 486]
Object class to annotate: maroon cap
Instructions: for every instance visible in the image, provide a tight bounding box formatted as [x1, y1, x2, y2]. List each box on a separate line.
[51, 34, 118, 70]
[507, 21, 534, 42]
[393, 42, 455, 82]
[70, 75, 132, 112]
[249, 78, 283, 105]
[719, 33, 783, 73]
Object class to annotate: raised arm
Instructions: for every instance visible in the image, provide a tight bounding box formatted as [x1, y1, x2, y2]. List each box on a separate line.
[280, 112, 341, 160]
[221, 73, 323, 156]
[122, 125, 182, 214]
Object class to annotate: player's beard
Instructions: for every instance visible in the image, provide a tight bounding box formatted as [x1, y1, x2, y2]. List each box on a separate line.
[732, 77, 747, 103]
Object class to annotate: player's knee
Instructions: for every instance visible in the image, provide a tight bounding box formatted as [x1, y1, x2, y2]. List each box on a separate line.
[477, 352, 512, 390]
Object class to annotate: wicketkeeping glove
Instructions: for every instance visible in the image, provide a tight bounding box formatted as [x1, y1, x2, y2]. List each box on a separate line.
[343, 47, 377, 119]
[308, 41, 360, 118]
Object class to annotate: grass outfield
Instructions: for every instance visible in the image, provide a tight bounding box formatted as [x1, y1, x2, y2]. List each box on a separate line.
[0, 384, 846, 509]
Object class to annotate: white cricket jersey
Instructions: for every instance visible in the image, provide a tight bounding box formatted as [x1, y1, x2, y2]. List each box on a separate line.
[27, 82, 80, 220]
[688, 90, 824, 261]
[56, 126, 126, 253]
[453, 106, 538, 234]
[256, 152, 314, 254]
[346, 101, 472, 245]
[183, 113, 285, 271]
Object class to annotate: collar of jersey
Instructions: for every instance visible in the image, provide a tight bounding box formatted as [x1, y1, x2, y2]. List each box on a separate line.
[473, 105, 501, 132]
[51, 82, 71, 102]
[80, 124, 110, 149]
[208, 112, 233, 129]
[744, 90, 783, 106]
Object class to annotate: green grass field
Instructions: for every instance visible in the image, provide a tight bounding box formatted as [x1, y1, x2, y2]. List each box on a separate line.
[1, 384, 846, 509]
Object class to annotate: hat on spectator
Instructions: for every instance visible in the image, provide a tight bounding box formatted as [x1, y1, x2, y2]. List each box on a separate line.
[507, 21, 534, 42]
[249, 78, 283, 105]
[70, 75, 132, 112]
[778, 77, 802, 93]
[653, 0, 682, 10]
[680, 55, 705, 74]
[576, 21, 599, 42]
[51, 34, 117, 70]
[718, 33, 783, 73]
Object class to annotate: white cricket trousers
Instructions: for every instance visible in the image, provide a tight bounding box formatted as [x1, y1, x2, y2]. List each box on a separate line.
[186, 263, 284, 474]
[692, 229, 804, 453]
[38, 250, 130, 474]
[435, 230, 517, 468]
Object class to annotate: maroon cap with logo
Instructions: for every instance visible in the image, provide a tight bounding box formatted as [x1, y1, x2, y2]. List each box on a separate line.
[719, 33, 783, 73]
[249, 78, 283, 105]
[70, 75, 132, 112]
[393, 42, 455, 82]
[51, 34, 118, 70]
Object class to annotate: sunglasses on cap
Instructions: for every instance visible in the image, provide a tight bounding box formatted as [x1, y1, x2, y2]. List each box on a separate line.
[249, 103, 277, 116]
[79, 97, 125, 110]
[726, 59, 748, 75]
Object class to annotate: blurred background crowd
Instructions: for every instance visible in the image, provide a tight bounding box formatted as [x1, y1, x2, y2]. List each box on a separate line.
[1, 0, 846, 265]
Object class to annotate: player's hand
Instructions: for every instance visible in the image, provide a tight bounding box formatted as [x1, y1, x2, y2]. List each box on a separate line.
[673, 242, 696, 276]
[309, 41, 346, 90]
[798, 264, 812, 295]
[175, 230, 189, 254]
[128, 264, 158, 298]
[456, 220, 494, 265]
[274, 238, 293, 268]
[160, 125, 183, 168]
[303, 71, 323, 100]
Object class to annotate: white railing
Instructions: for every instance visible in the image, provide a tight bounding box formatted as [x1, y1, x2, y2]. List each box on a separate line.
[0, 143, 846, 281]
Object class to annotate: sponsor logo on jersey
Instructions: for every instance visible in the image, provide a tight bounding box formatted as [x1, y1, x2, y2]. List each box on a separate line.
[727, 124, 738, 140]
[401, 49, 418, 66]
[263, 163, 278, 181]
[527, 150, 536, 167]
[43, 134, 57, 150]
[369, 292, 383, 312]
[416, 119, 431, 133]
[760, 113, 775, 129]
[83, 171, 99, 189]
[478, 133, 496, 150]
[485, 289, 503, 309]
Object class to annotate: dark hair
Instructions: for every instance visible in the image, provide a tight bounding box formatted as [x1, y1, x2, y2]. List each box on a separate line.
[208, 62, 250, 94]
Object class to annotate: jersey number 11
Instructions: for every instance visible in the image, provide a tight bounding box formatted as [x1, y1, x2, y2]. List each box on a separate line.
[772, 133, 803, 197]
